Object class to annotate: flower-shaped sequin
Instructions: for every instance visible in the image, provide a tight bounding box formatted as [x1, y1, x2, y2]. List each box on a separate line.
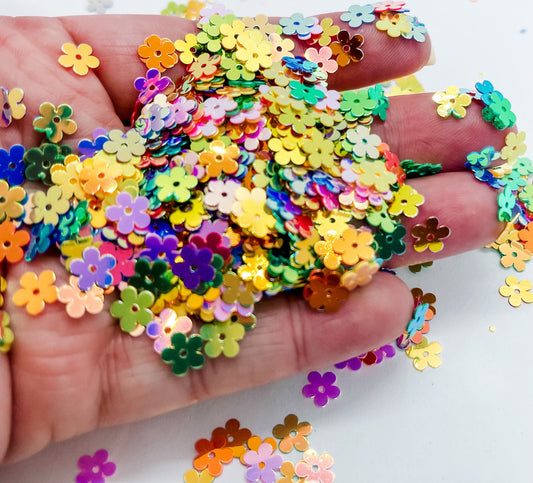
[59, 43, 100, 76]
[187, 53, 221, 80]
[173, 244, 217, 290]
[243, 442, 283, 483]
[23, 143, 72, 185]
[304, 47, 337, 75]
[279, 13, 316, 38]
[147, 309, 192, 353]
[0, 220, 30, 263]
[295, 449, 335, 483]
[411, 217, 451, 253]
[501, 131, 527, 164]
[199, 140, 240, 178]
[406, 337, 442, 371]
[272, 414, 311, 453]
[138, 34, 178, 72]
[374, 224, 407, 260]
[231, 187, 276, 239]
[70, 246, 116, 291]
[0, 180, 25, 222]
[161, 332, 205, 376]
[30, 185, 69, 226]
[103, 129, 146, 163]
[330, 30, 364, 67]
[129, 258, 172, 297]
[236, 30, 273, 72]
[105, 192, 150, 235]
[33, 102, 77, 143]
[388, 184, 424, 217]
[375, 12, 412, 38]
[57, 275, 105, 319]
[499, 276, 533, 307]
[156, 166, 198, 203]
[87, 0, 113, 14]
[340, 4, 375, 28]
[76, 449, 116, 483]
[0, 87, 26, 127]
[332, 227, 374, 266]
[111, 285, 154, 333]
[432, 86, 472, 119]
[12, 270, 58, 315]
[193, 435, 233, 478]
[200, 319, 245, 358]
[499, 241, 531, 271]
[302, 371, 340, 407]
[0, 145, 25, 186]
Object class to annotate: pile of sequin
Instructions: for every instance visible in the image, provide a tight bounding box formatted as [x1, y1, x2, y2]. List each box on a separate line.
[0, 2, 527, 374]
[183, 415, 334, 483]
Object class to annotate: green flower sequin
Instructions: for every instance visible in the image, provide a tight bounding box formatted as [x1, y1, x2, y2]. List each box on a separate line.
[339, 89, 376, 121]
[374, 224, 407, 261]
[162, 332, 205, 375]
[200, 319, 245, 358]
[155, 166, 198, 203]
[23, 143, 72, 185]
[129, 259, 173, 297]
[482, 92, 516, 130]
[111, 286, 155, 333]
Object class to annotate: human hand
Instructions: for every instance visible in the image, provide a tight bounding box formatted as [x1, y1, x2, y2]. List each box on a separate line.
[0, 11, 510, 464]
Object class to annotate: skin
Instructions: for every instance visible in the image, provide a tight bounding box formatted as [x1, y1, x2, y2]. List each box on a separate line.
[0, 12, 511, 464]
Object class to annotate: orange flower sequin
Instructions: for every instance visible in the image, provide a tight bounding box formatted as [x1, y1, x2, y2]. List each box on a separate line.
[138, 34, 178, 72]
[199, 140, 239, 178]
[332, 227, 374, 266]
[0, 219, 30, 263]
[12, 270, 58, 315]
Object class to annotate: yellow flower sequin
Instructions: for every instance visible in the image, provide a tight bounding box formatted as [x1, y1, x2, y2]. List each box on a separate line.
[388, 184, 424, 218]
[432, 85, 472, 119]
[499, 276, 533, 307]
[406, 337, 442, 371]
[231, 187, 276, 238]
[58, 43, 100, 76]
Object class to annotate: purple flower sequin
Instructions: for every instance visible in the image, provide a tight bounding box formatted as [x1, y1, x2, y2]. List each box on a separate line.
[78, 128, 108, 160]
[302, 371, 340, 407]
[70, 246, 116, 291]
[243, 443, 283, 483]
[134, 68, 173, 104]
[105, 192, 150, 235]
[140, 233, 179, 264]
[172, 244, 215, 290]
[76, 449, 116, 483]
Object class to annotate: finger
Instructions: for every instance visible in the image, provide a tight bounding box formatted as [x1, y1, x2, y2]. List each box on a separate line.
[384, 172, 504, 268]
[371, 93, 515, 172]
[0, 17, 124, 149]
[58, 13, 431, 121]
[95, 271, 412, 429]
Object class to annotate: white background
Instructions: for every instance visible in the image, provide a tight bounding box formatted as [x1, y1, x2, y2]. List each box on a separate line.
[1, 0, 533, 482]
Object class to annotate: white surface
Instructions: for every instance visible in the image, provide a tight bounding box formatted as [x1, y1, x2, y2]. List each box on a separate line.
[1, 0, 533, 482]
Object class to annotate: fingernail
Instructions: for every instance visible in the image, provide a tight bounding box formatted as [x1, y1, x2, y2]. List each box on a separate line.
[426, 45, 436, 66]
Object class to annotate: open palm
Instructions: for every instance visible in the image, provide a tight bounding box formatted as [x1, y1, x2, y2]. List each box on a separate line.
[0, 12, 508, 463]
